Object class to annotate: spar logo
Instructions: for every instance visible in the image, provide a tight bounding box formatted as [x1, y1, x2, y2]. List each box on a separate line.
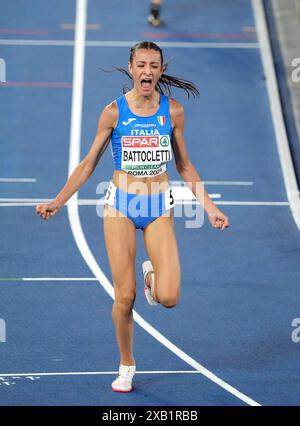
[160, 135, 169, 147]
[122, 136, 159, 147]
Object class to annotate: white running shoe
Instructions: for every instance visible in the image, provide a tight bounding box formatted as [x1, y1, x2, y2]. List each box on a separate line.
[142, 260, 158, 306]
[112, 365, 136, 393]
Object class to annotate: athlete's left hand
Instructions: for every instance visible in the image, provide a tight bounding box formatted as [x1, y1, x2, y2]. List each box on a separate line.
[207, 208, 229, 230]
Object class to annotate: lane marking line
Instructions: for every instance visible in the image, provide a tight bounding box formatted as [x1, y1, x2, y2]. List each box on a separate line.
[213, 201, 289, 206]
[0, 370, 219, 377]
[0, 178, 37, 183]
[0, 81, 72, 88]
[0, 39, 259, 49]
[62, 23, 100, 30]
[0, 28, 48, 36]
[0, 179, 251, 186]
[0, 198, 289, 207]
[141, 31, 257, 40]
[0, 278, 97, 282]
[0, 178, 251, 186]
[65, 0, 261, 407]
[201, 181, 253, 185]
[252, 0, 300, 229]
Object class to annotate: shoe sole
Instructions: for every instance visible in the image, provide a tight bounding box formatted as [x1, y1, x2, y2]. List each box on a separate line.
[112, 387, 133, 393]
[142, 261, 158, 306]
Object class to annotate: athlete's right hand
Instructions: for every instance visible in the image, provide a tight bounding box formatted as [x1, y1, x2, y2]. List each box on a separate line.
[36, 201, 60, 220]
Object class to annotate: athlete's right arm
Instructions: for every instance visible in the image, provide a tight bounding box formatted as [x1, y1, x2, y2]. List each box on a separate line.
[36, 102, 118, 220]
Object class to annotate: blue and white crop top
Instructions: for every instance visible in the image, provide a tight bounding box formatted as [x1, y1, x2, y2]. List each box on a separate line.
[110, 94, 173, 177]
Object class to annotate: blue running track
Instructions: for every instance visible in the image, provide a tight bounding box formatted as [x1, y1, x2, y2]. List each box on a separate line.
[1, 0, 300, 406]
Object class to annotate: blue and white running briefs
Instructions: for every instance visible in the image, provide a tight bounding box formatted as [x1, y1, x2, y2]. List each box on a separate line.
[104, 181, 175, 230]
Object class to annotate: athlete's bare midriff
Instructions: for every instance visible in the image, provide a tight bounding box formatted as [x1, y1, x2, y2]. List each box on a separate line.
[112, 170, 170, 195]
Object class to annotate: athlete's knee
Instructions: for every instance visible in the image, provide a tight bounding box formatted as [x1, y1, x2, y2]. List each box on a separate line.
[154, 276, 180, 308]
[114, 290, 136, 313]
[160, 297, 179, 309]
[158, 291, 180, 309]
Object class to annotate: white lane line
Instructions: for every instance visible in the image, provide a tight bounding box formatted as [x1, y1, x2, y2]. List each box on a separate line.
[0, 198, 289, 207]
[214, 201, 289, 206]
[172, 180, 254, 186]
[202, 181, 253, 186]
[0, 195, 222, 203]
[0, 40, 74, 46]
[173, 186, 221, 200]
[182, 201, 289, 206]
[0, 198, 59, 203]
[0, 178, 36, 183]
[0, 179, 251, 185]
[252, 0, 300, 230]
[0, 370, 210, 378]
[0, 203, 55, 206]
[0, 277, 96, 282]
[61, 23, 100, 30]
[65, 0, 261, 407]
[23, 277, 96, 281]
[86, 41, 260, 49]
[0, 39, 259, 49]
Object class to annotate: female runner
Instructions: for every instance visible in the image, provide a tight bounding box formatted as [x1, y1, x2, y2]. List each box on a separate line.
[36, 41, 229, 393]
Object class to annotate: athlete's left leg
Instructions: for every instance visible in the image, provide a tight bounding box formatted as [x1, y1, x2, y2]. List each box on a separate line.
[142, 210, 181, 308]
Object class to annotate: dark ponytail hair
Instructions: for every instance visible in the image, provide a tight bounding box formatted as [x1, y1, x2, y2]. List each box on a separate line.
[113, 41, 199, 99]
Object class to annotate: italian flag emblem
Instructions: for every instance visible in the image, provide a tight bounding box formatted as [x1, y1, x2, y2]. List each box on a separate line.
[157, 115, 166, 126]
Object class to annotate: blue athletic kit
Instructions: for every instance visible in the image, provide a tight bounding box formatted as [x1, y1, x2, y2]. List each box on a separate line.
[104, 93, 175, 230]
[110, 94, 173, 177]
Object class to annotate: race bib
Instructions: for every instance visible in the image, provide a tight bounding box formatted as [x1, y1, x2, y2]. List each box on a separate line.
[164, 186, 175, 210]
[121, 134, 172, 177]
[104, 181, 117, 206]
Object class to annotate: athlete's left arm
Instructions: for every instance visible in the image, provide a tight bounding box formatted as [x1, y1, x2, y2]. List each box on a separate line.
[170, 98, 229, 230]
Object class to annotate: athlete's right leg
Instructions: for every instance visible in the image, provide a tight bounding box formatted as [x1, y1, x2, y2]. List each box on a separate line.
[103, 204, 137, 366]
[143, 208, 181, 308]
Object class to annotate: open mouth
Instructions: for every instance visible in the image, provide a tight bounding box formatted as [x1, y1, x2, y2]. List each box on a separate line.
[141, 78, 152, 89]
